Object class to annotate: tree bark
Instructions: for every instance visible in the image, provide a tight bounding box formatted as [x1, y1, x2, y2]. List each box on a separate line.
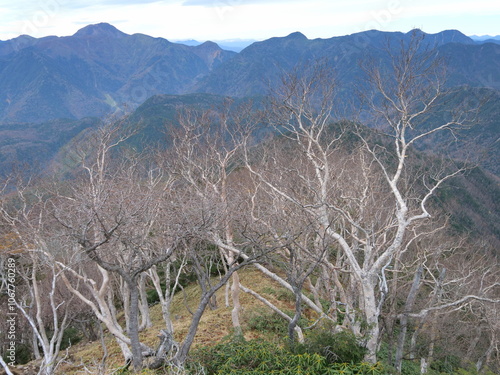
[421, 268, 446, 373]
[149, 330, 176, 369]
[288, 283, 303, 344]
[139, 273, 152, 330]
[127, 278, 143, 372]
[395, 265, 423, 373]
[361, 275, 380, 363]
[231, 271, 243, 335]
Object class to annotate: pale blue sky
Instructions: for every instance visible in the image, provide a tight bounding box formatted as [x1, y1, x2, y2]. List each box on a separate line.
[0, 0, 499, 41]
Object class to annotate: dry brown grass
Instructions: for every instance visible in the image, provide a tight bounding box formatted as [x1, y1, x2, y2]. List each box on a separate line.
[54, 266, 300, 374]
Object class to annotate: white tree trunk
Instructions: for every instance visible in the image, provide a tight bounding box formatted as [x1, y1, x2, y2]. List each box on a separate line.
[361, 276, 380, 363]
[230, 271, 242, 335]
[139, 273, 152, 330]
[148, 265, 175, 334]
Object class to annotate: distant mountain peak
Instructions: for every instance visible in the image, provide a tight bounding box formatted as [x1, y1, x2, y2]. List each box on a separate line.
[12, 34, 36, 43]
[432, 29, 472, 42]
[197, 40, 220, 49]
[406, 28, 474, 45]
[173, 39, 202, 47]
[285, 31, 308, 40]
[73, 23, 127, 38]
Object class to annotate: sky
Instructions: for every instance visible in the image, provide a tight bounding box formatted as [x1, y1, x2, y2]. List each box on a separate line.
[0, 0, 499, 42]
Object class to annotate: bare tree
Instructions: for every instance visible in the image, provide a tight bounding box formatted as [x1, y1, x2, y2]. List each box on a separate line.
[167, 102, 256, 336]
[400, 246, 500, 373]
[1, 34, 496, 373]
[51, 119, 262, 370]
[171, 238, 257, 366]
[0, 179, 73, 375]
[50, 124, 182, 371]
[354, 32, 486, 363]
[240, 34, 487, 363]
[146, 256, 188, 337]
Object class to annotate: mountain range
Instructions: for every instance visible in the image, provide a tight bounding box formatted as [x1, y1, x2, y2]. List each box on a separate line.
[470, 34, 500, 43]
[0, 23, 236, 123]
[1, 23, 500, 124]
[0, 23, 499, 178]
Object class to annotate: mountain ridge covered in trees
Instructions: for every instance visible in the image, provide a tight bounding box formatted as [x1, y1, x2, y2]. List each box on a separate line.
[1, 24, 500, 179]
[1, 24, 499, 124]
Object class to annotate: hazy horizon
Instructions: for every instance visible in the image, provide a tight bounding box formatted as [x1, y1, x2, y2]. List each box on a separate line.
[2, 21, 498, 45]
[0, 0, 498, 42]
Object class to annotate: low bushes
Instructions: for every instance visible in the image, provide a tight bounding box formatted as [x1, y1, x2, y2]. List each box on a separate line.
[192, 337, 383, 375]
[291, 330, 367, 364]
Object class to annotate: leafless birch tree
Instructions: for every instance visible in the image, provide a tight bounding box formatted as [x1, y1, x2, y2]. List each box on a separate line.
[0, 179, 73, 375]
[241, 34, 487, 363]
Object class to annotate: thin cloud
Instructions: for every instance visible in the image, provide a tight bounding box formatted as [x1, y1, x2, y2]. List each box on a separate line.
[401, 0, 500, 16]
[182, 0, 301, 6]
[61, 0, 171, 9]
[180, 0, 398, 7]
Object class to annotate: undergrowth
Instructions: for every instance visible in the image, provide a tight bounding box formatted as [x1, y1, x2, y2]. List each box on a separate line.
[191, 337, 384, 375]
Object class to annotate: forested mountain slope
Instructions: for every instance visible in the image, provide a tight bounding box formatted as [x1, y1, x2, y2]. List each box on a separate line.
[0, 23, 236, 123]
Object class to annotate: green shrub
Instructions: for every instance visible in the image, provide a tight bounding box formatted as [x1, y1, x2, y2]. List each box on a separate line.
[13, 343, 32, 364]
[60, 326, 83, 350]
[245, 308, 289, 335]
[430, 354, 461, 373]
[293, 329, 367, 364]
[453, 365, 498, 375]
[45, 326, 83, 351]
[146, 287, 161, 304]
[192, 338, 383, 375]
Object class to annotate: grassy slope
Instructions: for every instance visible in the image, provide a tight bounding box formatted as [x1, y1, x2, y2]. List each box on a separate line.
[57, 267, 298, 374]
